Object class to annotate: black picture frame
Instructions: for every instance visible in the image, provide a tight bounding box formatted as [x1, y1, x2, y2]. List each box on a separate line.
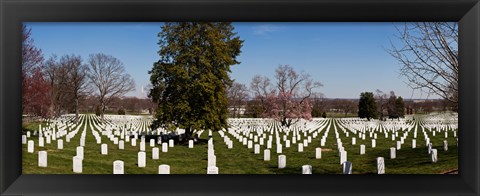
[1, 0, 479, 195]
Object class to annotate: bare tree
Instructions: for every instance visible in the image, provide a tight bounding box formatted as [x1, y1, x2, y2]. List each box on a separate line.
[22, 25, 46, 116]
[227, 82, 249, 118]
[44, 54, 90, 122]
[388, 22, 458, 109]
[311, 92, 326, 117]
[60, 55, 90, 123]
[87, 53, 136, 120]
[250, 75, 274, 113]
[22, 25, 44, 76]
[44, 55, 71, 117]
[374, 89, 388, 119]
[333, 99, 357, 117]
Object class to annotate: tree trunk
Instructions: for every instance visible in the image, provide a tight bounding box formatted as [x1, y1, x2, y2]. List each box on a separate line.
[101, 102, 105, 121]
[74, 98, 79, 123]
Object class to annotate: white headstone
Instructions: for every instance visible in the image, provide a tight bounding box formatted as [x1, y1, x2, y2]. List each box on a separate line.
[264, 149, 271, 161]
[140, 141, 146, 151]
[298, 143, 304, 152]
[443, 140, 448, 151]
[278, 155, 286, 168]
[276, 143, 282, 154]
[22, 135, 27, 144]
[340, 150, 347, 164]
[427, 143, 432, 154]
[162, 143, 168, 152]
[431, 149, 438, 163]
[150, 139, 155, 147]
[371, 139, 376, 148]
[208, 149, 215, 157]
[76, 146, 84, 159]
[342, 161, 352, 174]
[38, 151, 47, 167]
[27, 140, 34, 153]
[207, 166, 219, 174]
[315, 148, 322, 159]
[254, 144, 260, 154]
[412, 139, 416, 149]
[113, 160, 124, 174]
[352, 137, 356, 145]
[390, 147, 396, 159]
[169, 139, 174, 147]
[208, 155, 216, 167]
[39, 137, 44, 147]
[360, 145, 365, 155]
[152, 147, 159, 159]
[73, 156, 82, 173]
[188, 140, 194, 148]
[101, 144, 108, 155]
[396, 141, 401, 150]
[138, 152, 146, 167]
[57, 139, 63, 150]
[27, 131, 31, 137]
[248, 140, 253, 149]
[131, 138, 137, 146]
[158, 164, 170, 174]
[376, 157, 385, 174]
[119, 140, 125, 150]
[302, 165, 312, 174]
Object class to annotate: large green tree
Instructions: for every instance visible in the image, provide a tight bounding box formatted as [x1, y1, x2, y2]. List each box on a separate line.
[387, 92, 398, 119]
[149, 22, 243, 139]
[387, 91, 406, 119]
[358, 92, 377, 121]
[395, 96, 405, 118]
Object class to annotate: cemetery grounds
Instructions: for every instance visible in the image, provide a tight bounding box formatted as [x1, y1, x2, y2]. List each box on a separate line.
[22, 113, 458, 174]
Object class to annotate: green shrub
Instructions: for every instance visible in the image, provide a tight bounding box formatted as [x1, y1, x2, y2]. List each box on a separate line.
[321, 112, 327, 118]
[118, 108, 126, 115]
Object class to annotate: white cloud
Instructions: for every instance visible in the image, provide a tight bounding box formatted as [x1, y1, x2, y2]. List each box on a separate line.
[252, 24, 284, 35]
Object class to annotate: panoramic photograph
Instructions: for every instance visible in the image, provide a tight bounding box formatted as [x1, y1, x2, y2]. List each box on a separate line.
[21, 22, 458, 174]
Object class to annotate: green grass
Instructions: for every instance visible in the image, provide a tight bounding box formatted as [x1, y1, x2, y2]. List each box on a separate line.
[22, 116, 458, 174]
[324, 113, 358, 118]
[22, 121, 48, 135]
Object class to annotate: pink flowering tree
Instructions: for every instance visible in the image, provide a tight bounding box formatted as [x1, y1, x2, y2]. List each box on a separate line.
[253, 65, 322, 127]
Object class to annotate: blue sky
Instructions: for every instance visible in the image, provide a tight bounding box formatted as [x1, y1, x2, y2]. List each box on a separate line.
[25, 22, 442, 99]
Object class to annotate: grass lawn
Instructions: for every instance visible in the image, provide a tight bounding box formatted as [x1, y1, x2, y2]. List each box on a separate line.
[22, 115, 458, 174]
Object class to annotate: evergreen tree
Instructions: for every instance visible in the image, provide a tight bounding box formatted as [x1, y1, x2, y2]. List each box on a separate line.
[396, 96, 405, 118]
[149, 22, 243, 139]
[358, 92, 377, 120]
[387, 92, 398, 119]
